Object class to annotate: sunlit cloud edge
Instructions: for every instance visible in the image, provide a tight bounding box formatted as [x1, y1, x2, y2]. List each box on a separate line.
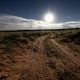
[0, 14, 80, 30]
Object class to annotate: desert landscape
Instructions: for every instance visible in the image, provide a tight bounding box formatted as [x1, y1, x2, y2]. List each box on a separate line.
[0, 28, 80, 80]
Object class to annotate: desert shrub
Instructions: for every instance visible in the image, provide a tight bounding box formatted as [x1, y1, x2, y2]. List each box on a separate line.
[0, 34, 29, 51]
[19, 70, 28, 80]
[0, 75, 7, 80]
[0, 34, 19, 50]
[59, 31, 80, 44]
[47, 61, 56, 69]
[67, 31, 80, 45]
[22, 32, 47, 41]
[58, 69, 77, 80]
[22, 33, 36, 41]
[60, 38, 70, 43]
[18, 37, 29, 44]
[44, 40, 54, 57]
[32, 46, 37, 52]
[44, 39, 64, 58]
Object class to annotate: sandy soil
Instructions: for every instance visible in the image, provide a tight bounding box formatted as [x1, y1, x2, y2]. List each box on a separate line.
[0, 35, 80, 80]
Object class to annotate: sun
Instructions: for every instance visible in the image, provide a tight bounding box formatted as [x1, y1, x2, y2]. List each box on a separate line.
[44, 12, 54, 23]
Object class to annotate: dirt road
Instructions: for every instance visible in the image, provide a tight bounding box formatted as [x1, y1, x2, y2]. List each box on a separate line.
[51, 39, 80, 65]
[0, 35, 80, 80]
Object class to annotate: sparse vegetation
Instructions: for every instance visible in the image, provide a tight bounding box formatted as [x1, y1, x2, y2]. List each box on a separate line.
[0, 34, 28, 52]
[0, 31, 47, 52]
[44, 38, 64, 58]
[58, 69, 78, 80]
[0, 28, 80, 80]
[55, 29, 80, 45]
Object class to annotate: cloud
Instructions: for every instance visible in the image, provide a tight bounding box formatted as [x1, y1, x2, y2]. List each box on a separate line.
[0, 14, 80, 30]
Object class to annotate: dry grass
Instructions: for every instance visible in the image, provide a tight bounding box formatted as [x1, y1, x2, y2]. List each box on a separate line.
[0, 28, 80, 80]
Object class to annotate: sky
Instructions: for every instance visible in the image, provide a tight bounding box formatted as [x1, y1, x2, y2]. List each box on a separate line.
[0, 0, 80, 30]
[0, 0, 80, 22]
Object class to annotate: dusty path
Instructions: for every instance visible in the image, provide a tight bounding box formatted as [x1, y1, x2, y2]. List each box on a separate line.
[0, 34, 80, 80]
[50, 39, 80, 79]
[51, 39, 80, 65]
[14, 35, 49, 80]
[34, 36, 47, 53]
[0, 35, 56, 80]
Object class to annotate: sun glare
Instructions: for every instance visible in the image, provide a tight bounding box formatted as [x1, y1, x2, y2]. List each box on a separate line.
[44, 12, 55, 23]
